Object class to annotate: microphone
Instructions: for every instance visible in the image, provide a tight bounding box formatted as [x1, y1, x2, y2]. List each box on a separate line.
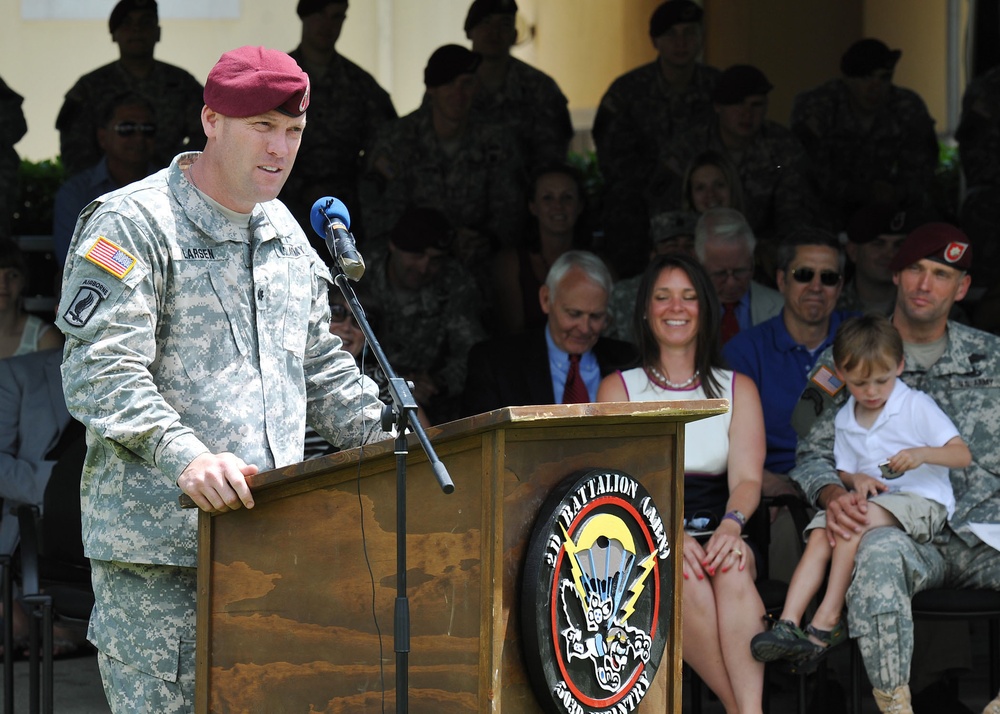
[310, 197, 366, 281]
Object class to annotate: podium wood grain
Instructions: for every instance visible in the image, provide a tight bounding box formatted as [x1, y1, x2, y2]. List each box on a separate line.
[194, 400, 727, 713]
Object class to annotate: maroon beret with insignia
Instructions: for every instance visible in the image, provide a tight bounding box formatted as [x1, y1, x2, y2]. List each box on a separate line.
[888, 222, 972, 272]
[204, 46, 310, 118]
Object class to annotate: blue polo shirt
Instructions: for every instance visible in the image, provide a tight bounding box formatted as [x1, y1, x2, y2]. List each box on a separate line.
[723, 309, 856, 474]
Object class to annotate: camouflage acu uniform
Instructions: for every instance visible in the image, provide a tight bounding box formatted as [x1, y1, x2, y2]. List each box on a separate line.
[281, 49, 397, 248]
[592, 62, 720, 277]
[605, 273, 641, 345]
[0, 77, 27, 238]
[56, 153, 387, 710]
[361, 103, 526, 249]
[790, 79, 938, 231]
[56, 60, 205, 176]
[663, 118, 818, 239]
[956, 66, 1000, 287]
[470, 56, 573, 173]
[790, 321, 1000, 690]
[364, 248, 487, 423]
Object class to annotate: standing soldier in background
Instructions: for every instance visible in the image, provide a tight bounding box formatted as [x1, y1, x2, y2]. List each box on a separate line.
[592, 0, 719, 278]
[956, 62, 1000, 293]
[790, 38, 938, 232]
[56, 46, 388, 712]
[463, 0, 573, 173]
[0, 76, 27, 239]
[56, 0, 205, 176]
[283, 0, 397, 258]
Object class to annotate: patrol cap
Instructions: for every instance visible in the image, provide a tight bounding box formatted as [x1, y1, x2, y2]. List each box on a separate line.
[649, 0, 703, 38]
[390, 207, 455, 253]
[109, 0, 157, 34]
[712, 64, 773, 104]
[651, 211, 698, 244]
[888, 222, 972, 272]
[846, 203, 914, 244]
[424, 45, 482, 88]
[464, 0, 517, 33]
[841, 38, 901, 78]
[204, 46, 310, 118]
[297, 0, 347, 19]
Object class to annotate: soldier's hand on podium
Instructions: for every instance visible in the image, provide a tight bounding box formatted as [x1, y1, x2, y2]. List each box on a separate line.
[178, 451, 259, 513]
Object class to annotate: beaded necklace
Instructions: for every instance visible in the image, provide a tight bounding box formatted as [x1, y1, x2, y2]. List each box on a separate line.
[645, 365, 700, 390]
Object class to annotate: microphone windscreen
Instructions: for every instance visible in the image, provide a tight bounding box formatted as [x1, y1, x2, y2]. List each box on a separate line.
[309, 196, 351, 239]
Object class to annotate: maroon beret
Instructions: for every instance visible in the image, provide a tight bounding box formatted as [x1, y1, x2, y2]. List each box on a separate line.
[841, 38, 901, 78]
[464, 0, 518, 33]
[109, 0, 157, 34]
[712, 64, 773, 105]
[297, 0, 346, 19]
[204, 46, 310, 118]
[649, 0, 703, 38]
[424, 45, 482, 88]
[888, 222, 972, 272]
[390, 207, 454, 253]
[847, 203, 914, 244]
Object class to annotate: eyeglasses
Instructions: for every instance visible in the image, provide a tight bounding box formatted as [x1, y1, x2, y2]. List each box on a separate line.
[790, 267, 842, 287]
[708, 267, 752, 282]
[330, 303, 370, 330]
[112, 122, 156, 138]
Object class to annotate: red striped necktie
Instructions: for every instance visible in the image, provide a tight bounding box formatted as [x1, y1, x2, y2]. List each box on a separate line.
[562, 354, 590, 404]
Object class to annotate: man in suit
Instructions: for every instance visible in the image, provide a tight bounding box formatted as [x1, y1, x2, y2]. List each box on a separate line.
[695, 207, 783, 345]
[0, 348, 78, 556]
[0, 347, 85, 652]
[462, 250, 636, 416]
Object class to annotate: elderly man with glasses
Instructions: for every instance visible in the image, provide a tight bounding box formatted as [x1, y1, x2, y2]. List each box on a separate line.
[694, 207, 784, 346]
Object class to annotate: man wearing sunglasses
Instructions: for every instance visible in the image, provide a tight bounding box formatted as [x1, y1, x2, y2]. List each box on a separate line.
[724, 228, 853, 580]
[53, 92, 158, 266]
[790, 223, 1000, 713]
[56, 0, 205, 176]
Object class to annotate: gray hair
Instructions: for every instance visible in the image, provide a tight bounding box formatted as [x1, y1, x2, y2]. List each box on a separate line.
[694, 207, 756, 260]
[544, 250, 613, 304]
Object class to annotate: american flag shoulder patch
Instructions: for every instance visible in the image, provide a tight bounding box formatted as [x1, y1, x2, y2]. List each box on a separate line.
[811, 364, 844, 397]
[84, 236, 136, 279]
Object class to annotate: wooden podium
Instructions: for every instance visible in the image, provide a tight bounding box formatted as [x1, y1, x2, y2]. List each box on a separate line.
[193, 400, 726, 713]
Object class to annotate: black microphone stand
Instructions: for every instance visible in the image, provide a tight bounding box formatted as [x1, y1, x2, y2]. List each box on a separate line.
[331, 270, 454, 714]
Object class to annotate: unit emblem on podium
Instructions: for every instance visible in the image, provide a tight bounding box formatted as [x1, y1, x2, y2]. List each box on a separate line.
[522, 468, 673, 714]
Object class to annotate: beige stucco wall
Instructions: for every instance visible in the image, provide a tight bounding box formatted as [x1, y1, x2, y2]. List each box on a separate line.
[1, 0, 966, 163]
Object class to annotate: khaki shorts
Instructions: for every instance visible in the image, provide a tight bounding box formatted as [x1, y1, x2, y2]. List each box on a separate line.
[805, 491, 948, 544]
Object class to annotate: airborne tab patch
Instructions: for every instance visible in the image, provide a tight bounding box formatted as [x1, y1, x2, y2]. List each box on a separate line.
[85, 237, 136, 279]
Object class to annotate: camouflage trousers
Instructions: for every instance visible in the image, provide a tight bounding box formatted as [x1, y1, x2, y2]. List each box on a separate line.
[845, 527, 1000, 690]
[89, 560, 198, 714]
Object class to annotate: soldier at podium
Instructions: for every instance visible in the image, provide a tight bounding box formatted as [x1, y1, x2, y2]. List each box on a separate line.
[55, 46, 389, 713]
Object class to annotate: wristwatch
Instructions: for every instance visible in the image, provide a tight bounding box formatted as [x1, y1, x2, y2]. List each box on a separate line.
[722, 510, 746, 530]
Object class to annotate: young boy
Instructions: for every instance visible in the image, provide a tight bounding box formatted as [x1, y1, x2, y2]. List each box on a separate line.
[749, 313, 972, 664]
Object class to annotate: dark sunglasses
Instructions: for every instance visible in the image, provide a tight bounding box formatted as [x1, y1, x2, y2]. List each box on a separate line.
[113, 122, 156, 137]
[330, 303, 371, 330]
[790, 267, 842, 287]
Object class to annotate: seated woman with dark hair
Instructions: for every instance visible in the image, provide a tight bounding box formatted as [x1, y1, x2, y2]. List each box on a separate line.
[597, 253, 767, 714]
[0, 238, 63, 358]
[491, 162, 588, 336]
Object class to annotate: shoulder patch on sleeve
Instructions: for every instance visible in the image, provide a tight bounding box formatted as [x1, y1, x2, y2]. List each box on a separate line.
[84, 236, 137, 280]
[63, 279, 111, 328]
[810, 364, 844, 397]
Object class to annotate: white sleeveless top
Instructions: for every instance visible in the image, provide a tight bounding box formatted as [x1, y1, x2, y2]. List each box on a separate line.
[13, 314, 53, 356]
[619, 367, 734, 476]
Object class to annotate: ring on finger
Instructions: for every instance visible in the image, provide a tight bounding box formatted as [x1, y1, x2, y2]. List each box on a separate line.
[732, 548, 742, 557]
